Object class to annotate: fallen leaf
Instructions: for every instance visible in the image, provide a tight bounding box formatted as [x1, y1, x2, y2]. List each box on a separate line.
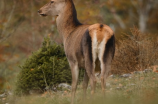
[31, 69, 34, 71]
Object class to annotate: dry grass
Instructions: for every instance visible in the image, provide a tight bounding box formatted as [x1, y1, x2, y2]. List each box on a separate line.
[1, 71, 158, 104]
[112, 28, 158, 74]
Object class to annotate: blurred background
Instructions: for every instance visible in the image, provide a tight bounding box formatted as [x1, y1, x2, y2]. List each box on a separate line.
[0, 0, 158, 91]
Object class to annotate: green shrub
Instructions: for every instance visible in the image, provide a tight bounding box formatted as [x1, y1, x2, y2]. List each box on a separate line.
[15, 37, 84, 95]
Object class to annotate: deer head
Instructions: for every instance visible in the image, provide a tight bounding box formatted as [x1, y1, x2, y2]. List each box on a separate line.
[38, 0, 66, 17]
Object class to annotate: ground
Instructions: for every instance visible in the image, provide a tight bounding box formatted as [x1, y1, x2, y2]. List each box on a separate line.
[1, 70, 158, 104]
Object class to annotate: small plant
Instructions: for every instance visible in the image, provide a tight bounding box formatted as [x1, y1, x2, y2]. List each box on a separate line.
[15, 37, 84, 95]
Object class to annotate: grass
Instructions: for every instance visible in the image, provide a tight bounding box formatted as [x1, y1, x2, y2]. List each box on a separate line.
[1, 71, 158, 104]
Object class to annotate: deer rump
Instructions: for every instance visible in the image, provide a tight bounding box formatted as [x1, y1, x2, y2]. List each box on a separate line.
[65, 24, 115, 77]
[64, 24, 115, 100]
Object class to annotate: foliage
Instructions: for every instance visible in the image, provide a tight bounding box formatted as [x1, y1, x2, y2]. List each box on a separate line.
[112, 28, 158, 74]
[15, 37, 84, 95]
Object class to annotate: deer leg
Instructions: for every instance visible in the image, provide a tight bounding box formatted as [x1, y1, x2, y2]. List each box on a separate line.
[69, 61, 79, 104]
[100, 52, 112, 96]
[82, 70, 89, 101]
[83, 29, 97, 95]
[84, 54, 96, 95]
[90, 57, 97, 95]
[100, 62, 111, 96]
[100, 63, 110, 96]
[90, 76, 96, 95]
[85, 62, 96, 95]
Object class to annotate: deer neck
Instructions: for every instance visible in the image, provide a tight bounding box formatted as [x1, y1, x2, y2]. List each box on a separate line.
[56, 0, 81, 43]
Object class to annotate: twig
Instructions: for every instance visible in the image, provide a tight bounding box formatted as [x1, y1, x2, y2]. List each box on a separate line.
[42, 69, 48, 88]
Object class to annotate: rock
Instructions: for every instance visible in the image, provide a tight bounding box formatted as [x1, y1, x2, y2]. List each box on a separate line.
[58, 83, 71, 90]
[120, 74, 132, 78]
[134, 71, 143, 74]
[7, 91, 12, 95]
[109, 74, 116, 78]
[143, 69, 152, 73]
[106, 83, 110, 87]
[0, 92, 7, 98]
[134, 69, 152, 74]
[51, 86, 57, 92]
[116, 86, 126, 90]
[116, 87, 123, 90]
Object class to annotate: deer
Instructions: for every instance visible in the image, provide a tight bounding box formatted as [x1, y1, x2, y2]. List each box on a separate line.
[38, 0, 115, 104]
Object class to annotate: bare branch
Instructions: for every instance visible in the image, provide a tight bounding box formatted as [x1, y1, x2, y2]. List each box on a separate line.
[0, 0, 5, 13]
[145, 0, 154, 15]
[130, 0, 139, 11]
[0, 1, 16, 41]
[109, 0, 126, 29]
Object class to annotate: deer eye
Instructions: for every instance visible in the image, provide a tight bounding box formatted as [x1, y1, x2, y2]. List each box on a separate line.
[51, 1, 54, 3]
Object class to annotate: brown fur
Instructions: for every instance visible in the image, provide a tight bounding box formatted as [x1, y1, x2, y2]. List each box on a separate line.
[88, 24, 113, 43]
[38, 0, 115, 104]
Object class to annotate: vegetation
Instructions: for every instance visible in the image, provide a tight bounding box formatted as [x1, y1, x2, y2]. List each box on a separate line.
[112, 28, 158, 74]
[0, 0, 158, 104]
[4, 71, 158, 104]
[15, 37, 84, 95]
[0, 0, 158, 84]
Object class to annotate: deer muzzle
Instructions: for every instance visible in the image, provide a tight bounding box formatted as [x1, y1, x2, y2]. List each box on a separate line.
[38, 10, 47, 17]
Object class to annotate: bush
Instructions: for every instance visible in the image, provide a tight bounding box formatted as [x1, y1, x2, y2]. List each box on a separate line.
[112, 28, 158, 74]
[15, 37, 84, 95]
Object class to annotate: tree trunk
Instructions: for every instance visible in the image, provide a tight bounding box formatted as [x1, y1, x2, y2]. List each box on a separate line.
[139, 13, 147, 33]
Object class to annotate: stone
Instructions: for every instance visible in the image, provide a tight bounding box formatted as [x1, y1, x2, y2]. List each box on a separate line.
[58, 83, 71, 90]
[120, 74, 132, 78]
